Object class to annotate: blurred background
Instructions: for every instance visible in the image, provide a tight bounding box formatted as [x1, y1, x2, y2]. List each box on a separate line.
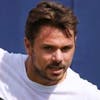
[0, 0, 100, 89]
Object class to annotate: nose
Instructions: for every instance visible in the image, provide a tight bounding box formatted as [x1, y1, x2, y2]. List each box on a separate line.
[52, 49, 63, 63]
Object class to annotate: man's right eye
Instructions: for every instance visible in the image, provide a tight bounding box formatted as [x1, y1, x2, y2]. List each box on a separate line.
[43, 46, 53, 51]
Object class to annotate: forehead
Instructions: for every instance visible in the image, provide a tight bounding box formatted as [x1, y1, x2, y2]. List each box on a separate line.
[34, 26, 75, 46]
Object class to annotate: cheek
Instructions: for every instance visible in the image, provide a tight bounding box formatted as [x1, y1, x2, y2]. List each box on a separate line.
[64, 49, 75, 62]
[34, 53, 52, 68]
[41, 54, 52, 64]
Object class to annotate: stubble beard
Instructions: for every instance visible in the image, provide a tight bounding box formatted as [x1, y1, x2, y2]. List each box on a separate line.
[31, 62, 67, 85]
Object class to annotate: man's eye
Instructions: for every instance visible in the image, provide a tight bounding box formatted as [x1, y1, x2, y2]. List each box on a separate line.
[61, 46, 71, 52]
[43, 46, 53, 51]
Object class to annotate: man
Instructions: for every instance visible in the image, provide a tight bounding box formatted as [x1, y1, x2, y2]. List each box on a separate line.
[0, 1, 100, 100]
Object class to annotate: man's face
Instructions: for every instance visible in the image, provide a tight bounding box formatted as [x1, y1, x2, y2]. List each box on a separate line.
[25, 25, 76, 85]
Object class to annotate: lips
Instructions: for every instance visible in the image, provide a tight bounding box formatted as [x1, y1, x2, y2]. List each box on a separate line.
[51, 68, 64, 74]
[47, 66, 65, 75]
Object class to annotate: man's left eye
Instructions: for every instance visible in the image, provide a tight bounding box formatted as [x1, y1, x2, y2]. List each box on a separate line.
[61, 46, 71, 52]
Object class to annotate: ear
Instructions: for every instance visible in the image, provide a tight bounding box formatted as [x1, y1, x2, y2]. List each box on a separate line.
[75, 36, 77, 40]
[74, 36, 77, 42]
[24, 37, 33, 56]
[74, 36, 77, 48]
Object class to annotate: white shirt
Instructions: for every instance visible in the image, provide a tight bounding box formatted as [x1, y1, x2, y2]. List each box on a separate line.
[0, 48, 100, 100]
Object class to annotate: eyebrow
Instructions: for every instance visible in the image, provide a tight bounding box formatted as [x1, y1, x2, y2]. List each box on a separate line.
[41, 43, 73, 48]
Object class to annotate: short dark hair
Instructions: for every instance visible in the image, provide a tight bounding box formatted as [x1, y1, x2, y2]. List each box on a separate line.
[25, 1, 78, 44]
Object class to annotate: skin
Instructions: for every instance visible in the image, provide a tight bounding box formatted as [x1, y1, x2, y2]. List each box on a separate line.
[24, 25, 76, 86]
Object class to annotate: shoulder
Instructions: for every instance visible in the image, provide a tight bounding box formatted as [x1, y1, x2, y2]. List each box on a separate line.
[0, 48, 25, 61]
[68, 68, 100, 99]
[80, 78, 100, 99]
[0, 48, 8, 60]
[0, 48, 27, 69]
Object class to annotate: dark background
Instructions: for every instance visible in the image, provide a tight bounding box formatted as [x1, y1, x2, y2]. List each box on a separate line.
[0, 0, 100, 89]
